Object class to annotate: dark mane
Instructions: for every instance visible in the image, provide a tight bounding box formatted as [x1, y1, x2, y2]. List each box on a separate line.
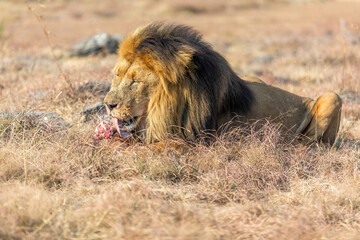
[135, 23, 207, 53]
[136, 22, 252, 106]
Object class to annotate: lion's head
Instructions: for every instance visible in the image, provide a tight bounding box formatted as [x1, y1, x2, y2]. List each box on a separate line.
[104, 23, 253, 143]
[104, 58, 159, 139]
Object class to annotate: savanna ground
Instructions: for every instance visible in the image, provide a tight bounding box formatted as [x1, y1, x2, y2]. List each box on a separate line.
[1, 0, 360, 239]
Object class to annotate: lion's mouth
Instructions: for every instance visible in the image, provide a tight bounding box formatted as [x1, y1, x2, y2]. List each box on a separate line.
[112, 117, 137, 138]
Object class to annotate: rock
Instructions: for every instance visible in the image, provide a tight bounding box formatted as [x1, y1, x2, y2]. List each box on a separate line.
[82, 102, 107, 115]
[70, 33, 122, 57]
[81, 102, 110, 122]
[27, 111, 70, 132]
[340, 90, 360, 104]
[0, 56, 55, 72]
[0, 110, 70, 135]
[27, 90, 53, 104]
[76, 81, 111, 97]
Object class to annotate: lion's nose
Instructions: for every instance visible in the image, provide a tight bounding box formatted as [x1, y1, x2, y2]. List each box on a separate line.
[105, 103, 118, 111]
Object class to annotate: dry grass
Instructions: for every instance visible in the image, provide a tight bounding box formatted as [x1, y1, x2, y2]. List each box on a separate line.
[1, 0, 360, 239]
[1, 122, 360, 239]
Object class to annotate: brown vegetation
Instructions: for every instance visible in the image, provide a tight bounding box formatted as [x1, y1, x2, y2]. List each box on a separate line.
[0, 0, 360, 239]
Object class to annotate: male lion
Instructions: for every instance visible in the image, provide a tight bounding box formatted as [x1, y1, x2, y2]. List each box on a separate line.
[104, 23, 342, 146]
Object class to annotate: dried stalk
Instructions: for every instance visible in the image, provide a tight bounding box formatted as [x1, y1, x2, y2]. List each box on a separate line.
[28, 6, 75, 93]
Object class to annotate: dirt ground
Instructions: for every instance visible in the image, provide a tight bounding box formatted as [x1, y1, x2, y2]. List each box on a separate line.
[1, 0, 360, 239]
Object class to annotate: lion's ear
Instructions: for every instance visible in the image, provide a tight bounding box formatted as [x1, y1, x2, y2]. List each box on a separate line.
[135, 40, 195, 91]
[134, 46, 194, 95]
[163, 47, 194, 84]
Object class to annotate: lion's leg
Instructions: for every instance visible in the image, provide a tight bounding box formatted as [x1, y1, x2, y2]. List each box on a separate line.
[298, 92, 342, 146]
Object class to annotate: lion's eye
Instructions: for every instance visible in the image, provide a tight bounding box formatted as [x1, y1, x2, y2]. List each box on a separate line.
[129, 79, 136, 86]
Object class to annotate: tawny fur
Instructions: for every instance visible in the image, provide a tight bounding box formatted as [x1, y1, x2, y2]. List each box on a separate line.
[104, 23, 342, 146]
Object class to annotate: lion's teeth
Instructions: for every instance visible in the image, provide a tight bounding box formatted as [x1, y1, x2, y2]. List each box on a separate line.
[112, 117, 121, 134]
[112, 117, 132, 138]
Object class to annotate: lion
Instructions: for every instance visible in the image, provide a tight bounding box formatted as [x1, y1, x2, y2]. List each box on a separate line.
[104, 23, 342, 146]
